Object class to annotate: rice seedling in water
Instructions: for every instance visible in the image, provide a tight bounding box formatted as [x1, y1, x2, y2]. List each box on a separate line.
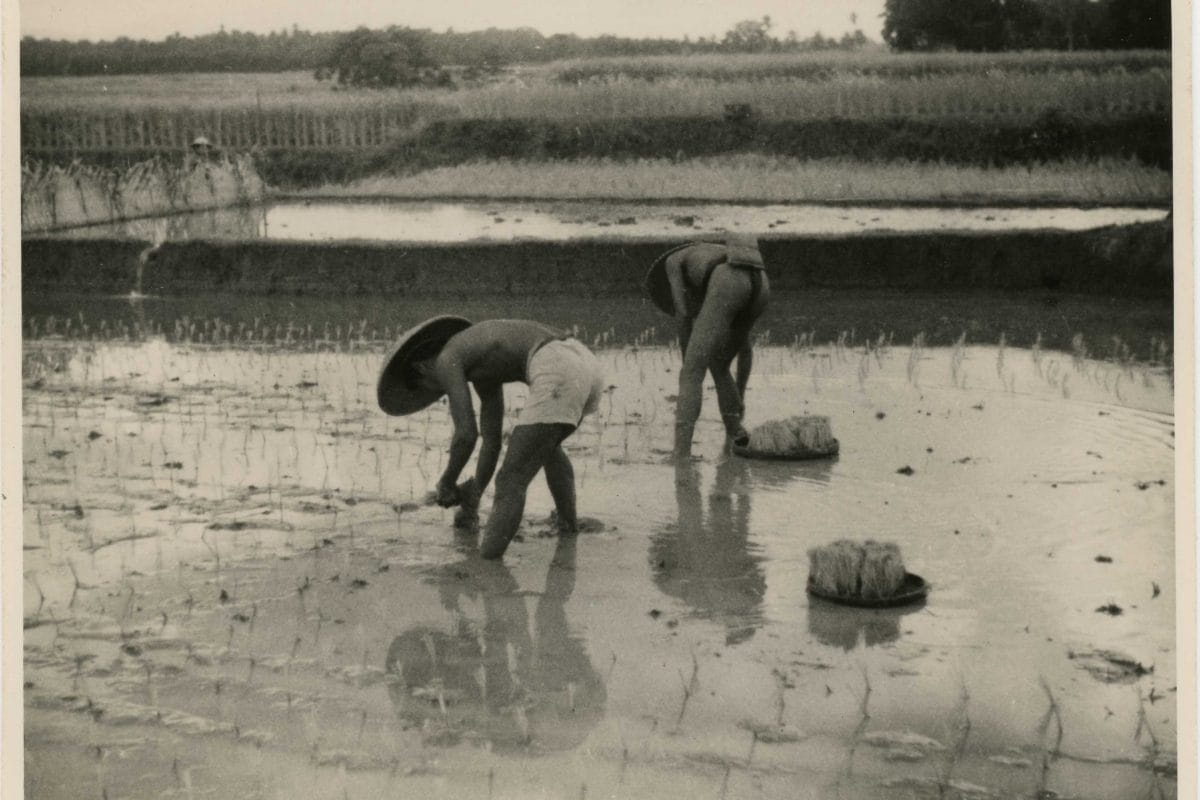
[936, 679, 973, 796]
[671, 650, 701, 734]
[839, 667, 873, 782]
[1035, 677, 1065, 797]
[949, 332, 968, 388]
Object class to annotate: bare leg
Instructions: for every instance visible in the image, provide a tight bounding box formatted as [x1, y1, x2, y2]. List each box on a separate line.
[677, 316, 694, 358]
[480, 423, 574, 560]
[543, 444, 577, 533]
[675, 271, 751, 457]
[675, 330, 721, 458]
[723, 324, 757, 444]
[709, 353, 745, 438]
[735, 340, 753, 402]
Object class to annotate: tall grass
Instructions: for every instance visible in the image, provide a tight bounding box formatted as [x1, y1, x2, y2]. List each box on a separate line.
[309, 155, 1171, 204]
[553, 49, 1171, 83]
[431, 71, 1167, 121]
[22, 58, 1168, 122]
[21, 104, 451, 153]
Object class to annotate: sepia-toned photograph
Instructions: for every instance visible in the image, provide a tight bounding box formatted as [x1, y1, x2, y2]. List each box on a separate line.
[5, 0, 1192, 798]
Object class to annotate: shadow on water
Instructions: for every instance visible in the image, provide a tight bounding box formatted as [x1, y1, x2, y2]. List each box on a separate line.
[807, 596, 927, 651]
[384, 535, 606, 755]
[651, 456, 833, 646]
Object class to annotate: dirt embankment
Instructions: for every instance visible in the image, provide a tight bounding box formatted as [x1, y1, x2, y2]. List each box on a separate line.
[22, 220, 1172, 299]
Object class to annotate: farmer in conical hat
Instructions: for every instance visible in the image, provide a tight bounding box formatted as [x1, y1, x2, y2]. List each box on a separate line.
[186, 135, 219, 170]
[645, 233, 770, 458]
[378, 317, 605, 560]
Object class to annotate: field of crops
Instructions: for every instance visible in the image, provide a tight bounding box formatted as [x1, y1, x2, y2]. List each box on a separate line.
[22, 65, 1168, 121]
[19, 49, 1174, 196]
[550, 49, 1171, 82]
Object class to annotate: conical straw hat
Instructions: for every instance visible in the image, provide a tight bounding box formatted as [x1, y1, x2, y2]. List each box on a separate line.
[377, 315, 473, 416]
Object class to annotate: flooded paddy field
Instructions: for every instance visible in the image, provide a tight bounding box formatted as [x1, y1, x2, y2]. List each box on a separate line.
[21, 290, 1175, 366]
[45, 199, 1169, 244]
[21, 325, 1176, 799]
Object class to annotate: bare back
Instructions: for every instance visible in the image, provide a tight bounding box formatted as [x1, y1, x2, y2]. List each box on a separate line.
[666, 243, 769, 322]
[668, 242, 729, 292]
[437, 319, 564, 386]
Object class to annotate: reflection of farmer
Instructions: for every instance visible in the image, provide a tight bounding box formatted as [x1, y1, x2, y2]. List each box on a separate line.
[384, 536, 605, 753]
[651, 457, 766, 645]
[645, 234, 770, 458]
[377, 318, 605, 560]
[651, 457, 832, 645]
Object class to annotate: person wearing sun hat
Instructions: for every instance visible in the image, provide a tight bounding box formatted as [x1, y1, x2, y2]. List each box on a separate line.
[645, 232, 770, 459]
[378, 316, 605, 560]
[186, 135, 219, 168]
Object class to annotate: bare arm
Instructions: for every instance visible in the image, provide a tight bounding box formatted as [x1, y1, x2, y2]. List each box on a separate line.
[473, 383, 504, 492]
[664, 255, 693, 354]
[434, 353, 478, 496]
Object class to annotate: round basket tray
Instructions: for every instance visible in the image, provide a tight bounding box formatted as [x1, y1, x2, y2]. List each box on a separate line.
[806, 572, 930, 608]
[732, 438, 839, 461]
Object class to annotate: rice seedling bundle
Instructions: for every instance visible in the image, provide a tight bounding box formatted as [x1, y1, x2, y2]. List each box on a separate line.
[747, 415, 837, 457]
[808, 539, 907, 601]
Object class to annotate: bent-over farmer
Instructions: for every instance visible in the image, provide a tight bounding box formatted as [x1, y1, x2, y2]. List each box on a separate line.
[645, 233, 770, 458]
[377, 317, 605, 560]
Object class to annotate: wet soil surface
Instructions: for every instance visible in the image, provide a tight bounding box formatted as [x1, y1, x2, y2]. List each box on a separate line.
[47, 199, 1169, 244]
[23, 335, 1176, 799]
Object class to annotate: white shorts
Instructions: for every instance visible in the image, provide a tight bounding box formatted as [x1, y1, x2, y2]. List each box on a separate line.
[518, 338, 605, 428]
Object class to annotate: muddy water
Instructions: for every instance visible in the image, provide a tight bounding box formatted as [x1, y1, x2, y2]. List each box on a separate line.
[47, 199, 1169, 243]
[23, 336, 1175, 799]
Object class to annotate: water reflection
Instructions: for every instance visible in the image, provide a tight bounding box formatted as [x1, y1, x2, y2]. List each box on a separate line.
[651, 456, 832, 645]
[383, 536, 605, 754]
[55, 203, 267, 242]
[45, 199, 1168, 243]
[807, 595, 926, 651]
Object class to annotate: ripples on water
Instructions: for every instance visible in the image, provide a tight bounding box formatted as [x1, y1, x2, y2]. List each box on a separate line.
[23, 337, 1176, 799]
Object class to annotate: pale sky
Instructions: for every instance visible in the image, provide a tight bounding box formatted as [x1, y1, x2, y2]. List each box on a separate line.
[20, 0, 887, 43]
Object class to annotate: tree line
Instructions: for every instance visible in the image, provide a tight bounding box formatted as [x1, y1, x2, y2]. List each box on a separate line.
[883, 0, 1170, 51]
[21, 22, 869, 78]
[20, 0, 1170, 80]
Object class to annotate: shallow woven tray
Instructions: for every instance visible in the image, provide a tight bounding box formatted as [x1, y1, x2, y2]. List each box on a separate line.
[806, 572, 930, 608]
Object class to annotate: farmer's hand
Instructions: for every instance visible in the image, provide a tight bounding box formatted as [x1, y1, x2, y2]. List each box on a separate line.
[730, 425, 751, 449]
[434, 479, 461, 508]
[457, 478, 480, 512]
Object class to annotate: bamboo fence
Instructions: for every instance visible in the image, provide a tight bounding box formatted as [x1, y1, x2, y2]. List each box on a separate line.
[20, 106, 433, 154]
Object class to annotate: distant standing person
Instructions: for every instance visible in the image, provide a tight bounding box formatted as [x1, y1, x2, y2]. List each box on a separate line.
[645, 234, 769, 458]
[377, 317, 605, 560]
[187, 135, 218, 167]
